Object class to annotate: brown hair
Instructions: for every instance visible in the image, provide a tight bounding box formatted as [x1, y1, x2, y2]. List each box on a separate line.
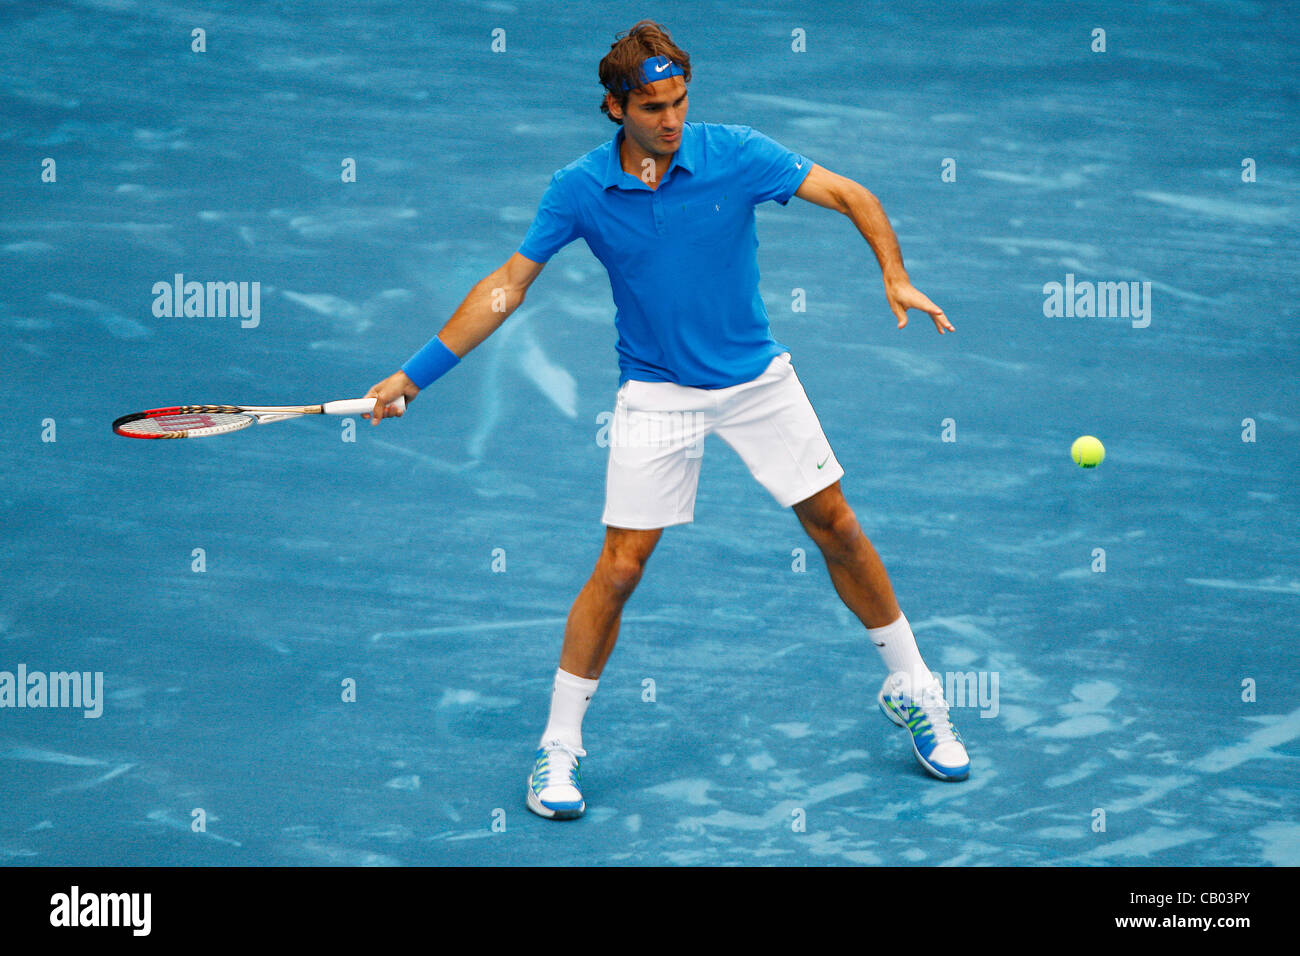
[598, 20, 692, 124]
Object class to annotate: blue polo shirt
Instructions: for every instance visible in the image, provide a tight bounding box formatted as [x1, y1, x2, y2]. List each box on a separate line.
[517, 122, 813, 388]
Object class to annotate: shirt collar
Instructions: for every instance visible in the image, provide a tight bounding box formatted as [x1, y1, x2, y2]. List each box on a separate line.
[602, 122, 697, 191]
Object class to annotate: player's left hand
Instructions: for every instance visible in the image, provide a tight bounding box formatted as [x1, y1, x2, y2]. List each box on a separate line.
[885, 280, 954, 334]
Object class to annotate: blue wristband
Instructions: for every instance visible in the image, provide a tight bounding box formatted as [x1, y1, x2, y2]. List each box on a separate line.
[401, 335, 459, 389]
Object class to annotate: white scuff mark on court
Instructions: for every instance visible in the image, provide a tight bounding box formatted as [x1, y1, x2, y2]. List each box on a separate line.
[1061, 707, 1300, 862]
[1076, 826, 1214, 861]
[910, 615, 997, 644]
[747, 752, 777, 771]
[676, 808, 779, 832]
[827, 749, 871, 766]
[1056, 568, 1095, 581]
[280, 291, 365, 327]
[1217, 787, 1282, 809]
[496, 206, 535, 224]
[53, 762, 135, 793]
[363, 825, 414, 841]
[369, 614, 668, 643]
[940, 646, 979, 667]
[734, 92, 895, 122]
[1252, 823, 1300, 867]
[47, 292, 150, 339]
[1044, 758, 1104, 789]
[384, 774, 421, 791]
[835, 343, 948, 381]
[977, 236, 1105, 259]
[435, 689, 515, 710]
[367, 438, 472, 474]
[1185, 577, 1300, 596]
[281, 288, 410, 335]
[1030, 714, 1114, 739]
[799, 773, 871, 808]
[770, 722, 812, 739]
[1060, 681, 1119, 715]
[511, 321, 578, 419]
[974, 169, 1088, 190]
[1143, 280, 1218, 305]
[938, 841, 1003, 867]
[108, 685, 148, 703]
[992, 704, 1038, 733]
[646, 778, 719, 807]
[995, 804, 1063, 823]
[1257, 411, 1300, 431]
[1191, 707, 1300, 774]
[1105, 775, 1189, 813]
[802, 831, 883, 865]
[1134, 190, 1290, 225]
[285, 840, 399, 865]
[1, 746, 108, 767]
[277, 206, 418, 239]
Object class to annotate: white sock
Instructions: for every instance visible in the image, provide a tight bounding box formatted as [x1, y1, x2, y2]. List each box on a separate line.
[868, 612, 936, 700]
[539, 668, 598, 753]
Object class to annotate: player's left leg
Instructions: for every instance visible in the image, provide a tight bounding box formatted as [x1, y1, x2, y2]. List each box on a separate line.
[790, 481, 900, 629]
[793, 482, 970, 781]
[710, 353, 968, 780]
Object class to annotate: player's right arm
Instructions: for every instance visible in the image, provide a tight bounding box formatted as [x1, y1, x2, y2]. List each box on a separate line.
[438, 252, 546, 355]
[365, 252, 546, 422]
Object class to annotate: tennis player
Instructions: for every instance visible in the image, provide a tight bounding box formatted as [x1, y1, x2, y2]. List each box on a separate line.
[366, 20, 970, 820]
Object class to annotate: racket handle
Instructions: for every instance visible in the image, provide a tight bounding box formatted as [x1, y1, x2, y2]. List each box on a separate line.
[323, 395, 407, 416]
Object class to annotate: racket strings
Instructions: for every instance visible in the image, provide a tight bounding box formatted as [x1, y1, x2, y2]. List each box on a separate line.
[119, 412, 253, 437]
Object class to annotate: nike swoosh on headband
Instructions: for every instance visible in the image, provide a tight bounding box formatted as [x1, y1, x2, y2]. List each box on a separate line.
[613, 55, 685, 92]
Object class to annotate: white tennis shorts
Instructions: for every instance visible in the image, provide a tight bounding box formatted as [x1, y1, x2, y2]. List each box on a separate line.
[602, 353, 845, 529]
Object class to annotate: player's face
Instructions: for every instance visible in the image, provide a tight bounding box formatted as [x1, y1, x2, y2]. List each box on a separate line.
[611, 76, 688, 156]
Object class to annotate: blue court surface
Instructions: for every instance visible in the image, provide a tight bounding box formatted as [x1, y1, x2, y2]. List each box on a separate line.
[1, 0, 1296, 866]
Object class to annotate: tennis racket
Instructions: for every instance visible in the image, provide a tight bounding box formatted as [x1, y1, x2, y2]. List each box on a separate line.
[112, 395, 406, 439]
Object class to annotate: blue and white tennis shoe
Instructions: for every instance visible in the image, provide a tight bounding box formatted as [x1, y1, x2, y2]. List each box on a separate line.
[526, 739, 586, 820]
[877, 673, 970, 781]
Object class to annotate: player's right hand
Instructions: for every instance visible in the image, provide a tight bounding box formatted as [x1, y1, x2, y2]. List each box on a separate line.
[365, 371, 420, 425]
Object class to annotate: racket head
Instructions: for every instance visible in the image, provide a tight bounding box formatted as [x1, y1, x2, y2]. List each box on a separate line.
[112, 406, 257, 439]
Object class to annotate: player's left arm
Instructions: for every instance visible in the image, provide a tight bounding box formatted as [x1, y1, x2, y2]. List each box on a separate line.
[794, 164, 954, 334]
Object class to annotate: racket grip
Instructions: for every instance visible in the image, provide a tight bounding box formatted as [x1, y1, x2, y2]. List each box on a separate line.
[323, 395, 407, 416]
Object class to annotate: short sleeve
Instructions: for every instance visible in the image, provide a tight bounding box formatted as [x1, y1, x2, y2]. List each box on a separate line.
[517, 172, 581, 263]
[737, 126, 813, 206]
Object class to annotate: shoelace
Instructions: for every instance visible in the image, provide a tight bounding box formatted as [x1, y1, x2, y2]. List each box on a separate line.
[537, 740, 583, 786]
[890, 676, 958, 745]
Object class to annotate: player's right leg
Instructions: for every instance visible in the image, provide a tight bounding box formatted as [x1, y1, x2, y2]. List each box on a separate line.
[528, 378, 713, 821]
[527, 527, 662, 821]
[560, 527, 664, 680]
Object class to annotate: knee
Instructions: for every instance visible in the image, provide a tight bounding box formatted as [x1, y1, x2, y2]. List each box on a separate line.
[598, 547, 650, 599]
[809, 504, 866, 560]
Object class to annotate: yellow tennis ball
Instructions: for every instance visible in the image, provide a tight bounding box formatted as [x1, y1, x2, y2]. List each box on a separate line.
[1071, 435, 1105, 468]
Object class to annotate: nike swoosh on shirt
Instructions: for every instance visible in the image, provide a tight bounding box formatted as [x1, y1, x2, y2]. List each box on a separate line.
[817, 454, 830, 469]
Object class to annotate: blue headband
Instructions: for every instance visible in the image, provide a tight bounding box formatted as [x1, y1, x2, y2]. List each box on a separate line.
[614, 55, 685, 92]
